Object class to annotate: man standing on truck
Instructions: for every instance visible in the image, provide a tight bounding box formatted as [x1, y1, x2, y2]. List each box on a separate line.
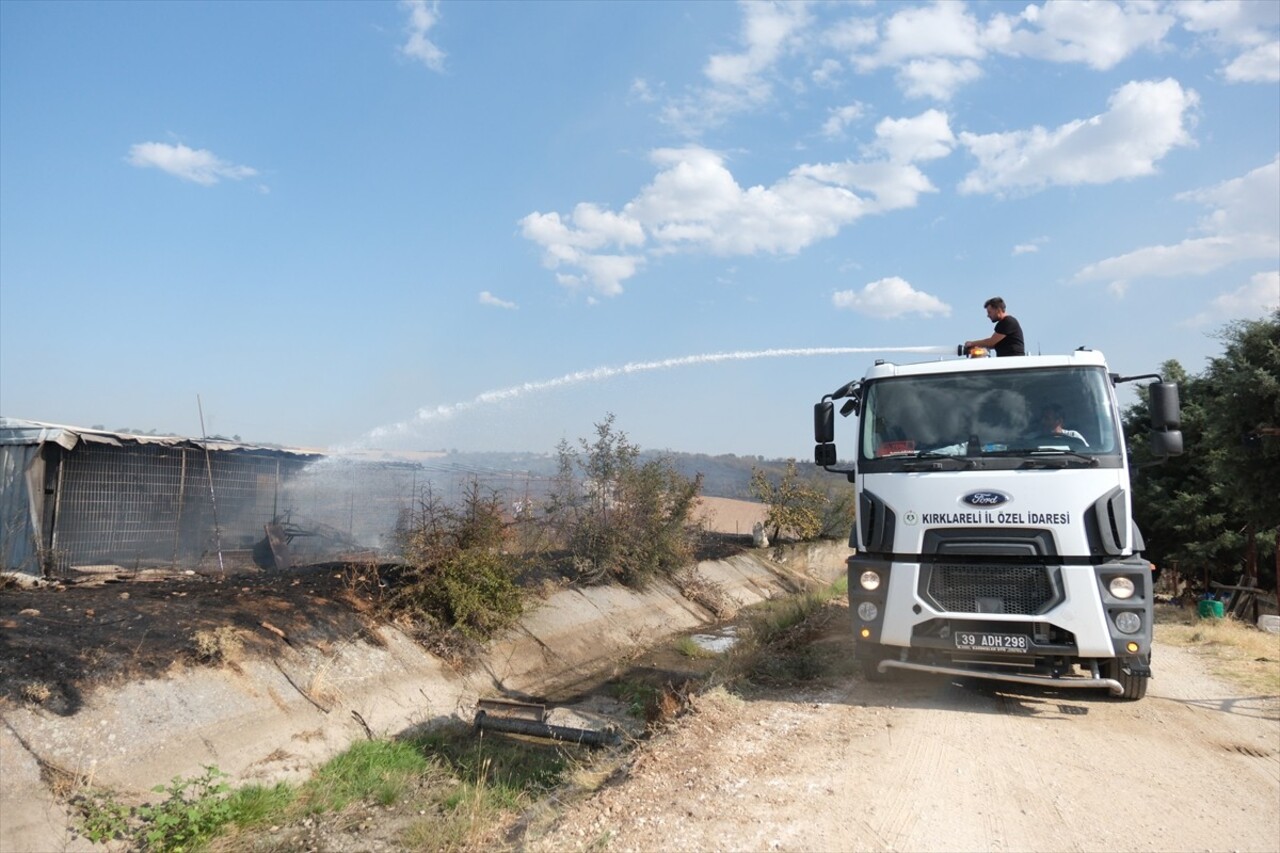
[964, 297, 1025, 357]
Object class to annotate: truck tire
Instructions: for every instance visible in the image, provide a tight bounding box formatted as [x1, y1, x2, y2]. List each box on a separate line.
[855, 641, 892, 682]
[1107, 654, 1150, 701]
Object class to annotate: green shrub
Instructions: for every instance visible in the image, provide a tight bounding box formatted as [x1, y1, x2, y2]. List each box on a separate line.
[390, 479, 525, 644]
[137, 765, 232, 852]
[547, 415, 703, 588]
[75, 789, 131, 844]
[416, 549, 523, 641]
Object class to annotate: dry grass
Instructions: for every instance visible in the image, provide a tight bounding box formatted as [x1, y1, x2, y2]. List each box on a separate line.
[20, 681, 52, 704]
[673, 567, 735, 620]
[192, 626, 245, 664]
[1155, 604, 1280, 695]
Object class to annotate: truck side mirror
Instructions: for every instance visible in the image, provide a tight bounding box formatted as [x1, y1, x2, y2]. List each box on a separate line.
[815, 443, 838, 466]
[1150, 429, 1183, 458]
[1149, 382, 1180, 430]
[814, 401, 834, 444]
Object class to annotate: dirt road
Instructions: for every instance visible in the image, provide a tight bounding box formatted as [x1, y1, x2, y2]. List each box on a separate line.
[527, 639, 1280, 853]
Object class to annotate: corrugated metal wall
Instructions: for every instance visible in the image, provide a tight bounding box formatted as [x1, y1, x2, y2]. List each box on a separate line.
[2, 434, 548, 576]
[0, 444, 43, 574]
[39, 445, 310, 573]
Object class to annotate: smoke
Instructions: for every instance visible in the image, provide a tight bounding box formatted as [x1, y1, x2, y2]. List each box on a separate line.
[345, 345, 953, 452]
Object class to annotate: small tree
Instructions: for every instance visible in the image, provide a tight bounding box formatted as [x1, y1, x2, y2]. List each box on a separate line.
[391, 478, 522, 647]
[545, 414, 703, 587]
[750, 460, 825, 542]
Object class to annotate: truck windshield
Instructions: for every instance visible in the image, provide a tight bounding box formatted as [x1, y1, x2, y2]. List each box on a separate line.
[859, 366, 1121, 462]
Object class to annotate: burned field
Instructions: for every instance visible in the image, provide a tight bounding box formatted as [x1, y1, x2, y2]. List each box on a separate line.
[0, 565, 383, 716]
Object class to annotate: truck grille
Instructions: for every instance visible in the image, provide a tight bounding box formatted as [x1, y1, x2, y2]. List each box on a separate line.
[926, 564, 1056, 615]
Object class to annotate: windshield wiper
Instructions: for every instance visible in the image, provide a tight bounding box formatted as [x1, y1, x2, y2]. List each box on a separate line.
[1025, 451, 1097, 468]
[982, 448, 1097, 467]
[898, 450, 977, 470]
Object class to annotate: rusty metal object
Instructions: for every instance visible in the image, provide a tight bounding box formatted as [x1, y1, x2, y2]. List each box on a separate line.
[473, 698, 620, 747]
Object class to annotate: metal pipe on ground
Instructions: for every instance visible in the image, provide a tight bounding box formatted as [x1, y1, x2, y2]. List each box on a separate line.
[473, 711, 620, 747]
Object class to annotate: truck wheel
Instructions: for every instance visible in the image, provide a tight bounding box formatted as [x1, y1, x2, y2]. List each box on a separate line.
[856, 642, 891, 682]
[1106, 655, 1150, 701]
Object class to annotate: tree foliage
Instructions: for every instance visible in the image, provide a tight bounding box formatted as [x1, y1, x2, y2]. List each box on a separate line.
[391, 479, 523, 643]
[1125, 310, 1279, 589]
[546, 414, 704, 588]
[750, 460, 826, 542]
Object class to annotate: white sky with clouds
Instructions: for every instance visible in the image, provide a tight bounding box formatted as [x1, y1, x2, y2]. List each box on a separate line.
[2, 0, 1277, 458]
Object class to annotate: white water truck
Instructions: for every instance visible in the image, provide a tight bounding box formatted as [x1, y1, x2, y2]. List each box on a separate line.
[813, 347, 1183, 700]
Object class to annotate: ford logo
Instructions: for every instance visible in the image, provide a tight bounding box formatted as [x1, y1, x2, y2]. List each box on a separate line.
[962, 491, 1009, 507]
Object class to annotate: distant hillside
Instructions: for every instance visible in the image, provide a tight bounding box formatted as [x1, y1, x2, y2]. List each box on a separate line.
[439, 450, 818, 500]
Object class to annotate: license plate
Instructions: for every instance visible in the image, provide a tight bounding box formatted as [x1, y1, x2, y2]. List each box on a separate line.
[954, 632, 1029, 654]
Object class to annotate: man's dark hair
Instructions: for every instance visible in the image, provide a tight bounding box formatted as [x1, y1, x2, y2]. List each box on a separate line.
[1042, 403, 1065, 423]
[984, 296, 1006, 311]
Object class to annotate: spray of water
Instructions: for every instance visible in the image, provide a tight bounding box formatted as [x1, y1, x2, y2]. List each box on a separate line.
[342, 345, 953, 452]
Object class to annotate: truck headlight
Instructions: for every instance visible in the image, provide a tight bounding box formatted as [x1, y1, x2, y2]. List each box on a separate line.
[1114, 611, 1142, 634]
[857, 602, 879, 622]
[1108, 577, 1136, 599]
[859, 571, 881, 591]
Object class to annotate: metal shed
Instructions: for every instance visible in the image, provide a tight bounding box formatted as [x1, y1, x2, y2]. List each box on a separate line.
[0, 418, 322, 575]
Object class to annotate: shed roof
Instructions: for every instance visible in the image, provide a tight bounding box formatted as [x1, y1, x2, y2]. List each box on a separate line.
[0, 417, 322, 458]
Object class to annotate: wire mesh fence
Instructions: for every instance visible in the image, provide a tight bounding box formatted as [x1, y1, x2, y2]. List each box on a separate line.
[37, 445, 556, 574]
[47, 445, 310, 573]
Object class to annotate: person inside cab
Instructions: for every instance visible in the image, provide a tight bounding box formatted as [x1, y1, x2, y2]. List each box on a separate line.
[1033, 403, 1088, 446]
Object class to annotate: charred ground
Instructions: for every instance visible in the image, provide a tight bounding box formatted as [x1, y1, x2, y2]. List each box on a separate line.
[0, 531, 753, 717]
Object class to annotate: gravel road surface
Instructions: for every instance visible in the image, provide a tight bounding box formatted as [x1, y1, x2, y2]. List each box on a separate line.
[527, 639, 1280, 853]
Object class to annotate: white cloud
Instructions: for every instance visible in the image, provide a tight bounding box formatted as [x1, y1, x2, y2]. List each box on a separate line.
[127, 142, 257, 185]
[704, 1, 806, 88]
[958, 78, 1199, 195]
[521, 112, 955, 296]
[479, 291, 517, 310]
[628, 147, 868, 256]
[552, 254, 644, 299]
[661, 0, 810, 134]
[857, 1, 987, 69]
[823, 15, 878, 52]
[897, 57, 983, 101]
[1075, 158, 1280, 290]
[1184, 271, 1280, 327]
[1223, 40, 1280, 83]
[825, 1, 1187, 101]
[832, 276, 952, 318]
[988, 0, 1176, 70]
[630, 78, 658, 103]
[811, 58, 843, 88]
[1012, 236, 1049, 256]
[1174, 1, 1280, 83]
[821, 102, 864, 138]
[400, 0, 446, 72]
[870, 109, 955, 163]
[519, 203, 646, 298]
[1175, 0, 1277, 40]
[840, 2, 989, 100]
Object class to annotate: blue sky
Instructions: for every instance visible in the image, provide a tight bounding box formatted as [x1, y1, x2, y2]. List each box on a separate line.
[2, 0, 1277, 459]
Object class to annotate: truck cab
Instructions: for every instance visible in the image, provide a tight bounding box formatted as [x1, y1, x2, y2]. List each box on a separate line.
[813, 349, 1182, 700]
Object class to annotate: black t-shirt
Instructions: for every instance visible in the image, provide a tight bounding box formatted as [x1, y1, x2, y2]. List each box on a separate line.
[993, 315, 1025, 357]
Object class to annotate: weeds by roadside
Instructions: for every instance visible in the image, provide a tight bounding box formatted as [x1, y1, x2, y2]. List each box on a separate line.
[70, 726, 590, 852]
[67, 574, 848, 852]
[1155, 603, 1280, 695]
